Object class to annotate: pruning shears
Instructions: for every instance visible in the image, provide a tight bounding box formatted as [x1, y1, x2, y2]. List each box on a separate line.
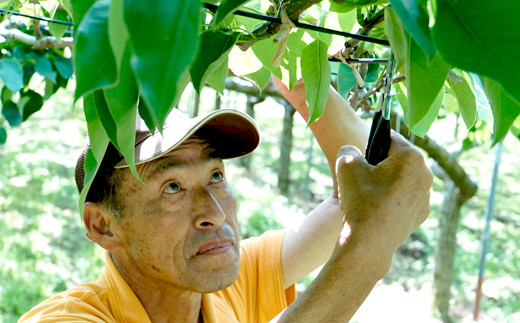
[365, 52, 395, 165]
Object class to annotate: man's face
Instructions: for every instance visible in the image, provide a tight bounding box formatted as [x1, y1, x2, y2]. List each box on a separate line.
[110, 137, 240, 293]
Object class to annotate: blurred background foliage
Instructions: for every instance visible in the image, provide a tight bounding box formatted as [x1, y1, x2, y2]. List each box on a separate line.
[1, 81, 519, 323]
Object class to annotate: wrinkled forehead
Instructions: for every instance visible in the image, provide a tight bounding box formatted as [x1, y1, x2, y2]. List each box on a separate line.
[134, 136, 220, 180]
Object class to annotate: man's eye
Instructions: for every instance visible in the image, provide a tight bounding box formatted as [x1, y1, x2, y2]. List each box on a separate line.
[210, 171, 223, 183]
[164, 182, 181, 194]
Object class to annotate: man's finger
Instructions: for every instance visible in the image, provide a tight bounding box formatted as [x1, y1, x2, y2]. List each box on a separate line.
[387, 131, 414, 156]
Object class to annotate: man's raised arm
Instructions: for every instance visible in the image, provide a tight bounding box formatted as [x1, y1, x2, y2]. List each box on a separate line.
[274, 78, 370, 287]
[275, 131, 433, 322]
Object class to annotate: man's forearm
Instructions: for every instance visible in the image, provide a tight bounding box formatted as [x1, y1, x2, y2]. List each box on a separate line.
[276, 236, 391, 322]
[274, 78, 369, 197]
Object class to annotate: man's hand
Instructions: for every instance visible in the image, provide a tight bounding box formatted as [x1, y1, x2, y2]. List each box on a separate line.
[335, 130, 433, 269]
[275, 132, 433, 323]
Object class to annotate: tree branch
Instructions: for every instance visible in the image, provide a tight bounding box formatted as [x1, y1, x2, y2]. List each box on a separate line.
[391, 113, 478, 201]
[358, 75, 405, 107]
[223, 77, 478, 201]
[0, 28, 72, 49]
[237, 0, 322, 50]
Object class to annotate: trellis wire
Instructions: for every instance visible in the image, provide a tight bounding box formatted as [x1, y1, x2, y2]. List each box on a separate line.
[203, 2, 390, 47]
[0, 9, 73, 26]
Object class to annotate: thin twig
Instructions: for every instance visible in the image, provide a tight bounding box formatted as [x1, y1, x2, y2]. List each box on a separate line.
[203, 2, 390, 50]
[1, 28, 72, 49]
[357, 74, 405, 106]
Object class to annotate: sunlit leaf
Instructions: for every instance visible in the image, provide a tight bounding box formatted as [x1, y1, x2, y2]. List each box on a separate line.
[405, 36, 450, 129]
[2, 100, 21, 126]
[206, 61, 229, 95]
[109, 0, 128, 73]
[103, 45, 140, 179]
[411, 87, 444, 137]
[229, 46, 262, 76]
[447, 70, 476, 129]
[433, 0, 520, 104]
[79, 93, 110, 210]
[49, 10, 70, 41]
[74, 0, 117, 100]
[124, 0, 201, 130]
[384, 7, 407, 72]
[389, 0, 436, 60]
[244, 67, 271, 93]
[281, 29, 307, 90]
[336, 9, 357, 34]
[215, 0, 248, 24]
[482, 77, 520, 144]
[251, 36, 282, 79]
[471, 73, 493, 129]
[190, 30, 239, 94]
[301, 39, 331, 125]
[0, 58, 23, 93]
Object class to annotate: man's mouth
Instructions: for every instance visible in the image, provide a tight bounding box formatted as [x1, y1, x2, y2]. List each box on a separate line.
[196, 240, 233, 255]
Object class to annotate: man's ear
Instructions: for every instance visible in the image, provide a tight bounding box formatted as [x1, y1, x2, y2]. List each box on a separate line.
[83, 202, 123, 251]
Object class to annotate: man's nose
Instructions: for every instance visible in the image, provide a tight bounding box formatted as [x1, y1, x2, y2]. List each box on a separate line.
[191, 187, 226, 229]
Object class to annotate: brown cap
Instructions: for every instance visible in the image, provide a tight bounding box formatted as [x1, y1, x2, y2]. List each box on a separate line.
[75, 108, 260, 196]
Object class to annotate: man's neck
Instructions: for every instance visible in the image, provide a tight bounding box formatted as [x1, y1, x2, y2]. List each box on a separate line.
[111, 252, 203, 323]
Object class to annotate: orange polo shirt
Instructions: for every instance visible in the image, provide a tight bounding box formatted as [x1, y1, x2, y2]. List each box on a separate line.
[19, 230, 296, 322]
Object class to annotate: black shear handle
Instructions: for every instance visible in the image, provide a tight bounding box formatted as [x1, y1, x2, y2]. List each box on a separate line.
[365, 110, 391, 165]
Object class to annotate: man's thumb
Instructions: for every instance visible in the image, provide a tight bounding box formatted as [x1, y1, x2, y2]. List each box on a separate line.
[336, 145, 365, 182]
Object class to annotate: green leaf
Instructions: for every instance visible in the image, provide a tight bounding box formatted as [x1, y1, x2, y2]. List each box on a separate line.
[281, 29, 307, 90]
[206, 61, 229, 95]
[79, 93, 110, 211]
[190, 30, 239, 94]
[1, 86, 12, 104]
[482, 77, 520, 144]
[411, 87, 444, 137]
[21, 90, 43, 121]
[433, 0, 520, 104]
[74, 0, 118, 100]
[337, 9, 357, 33]
[52, 55, 73, 79]
[103, 45, 140, 180]
[59, 0, 72, 16]
[447, 70, 476, 129]
[0, 126, 6, 144]
[33, 55, 57, 83]
[244, 67, 271, 93]
[405, 36, 450, 129]
[471, 73, 493, 128]
[215, 0, 248, 24]
[301, 39, 331, 125]
[70, 0, 96, 26]
[365, 61, 380, 83]
[0, 58, 23, 93]
[2, 100, 21, 126]
[389, 0, 436, 60]
[251, 36, 282, 79]
[384, 7, 407, 72]
[124, 0, 201, 130]
[109, 0, 129, 74]
[49, 10, 70, 41]
[337, 63, 357, 98]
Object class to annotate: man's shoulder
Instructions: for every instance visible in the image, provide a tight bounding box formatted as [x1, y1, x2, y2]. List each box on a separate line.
[18, 282, 114, 323]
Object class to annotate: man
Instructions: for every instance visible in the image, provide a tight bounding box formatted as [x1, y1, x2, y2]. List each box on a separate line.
[19, 81, 432, 322]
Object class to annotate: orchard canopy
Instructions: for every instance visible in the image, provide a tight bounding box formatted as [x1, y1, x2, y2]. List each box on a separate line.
[0, 0, 519, 207]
